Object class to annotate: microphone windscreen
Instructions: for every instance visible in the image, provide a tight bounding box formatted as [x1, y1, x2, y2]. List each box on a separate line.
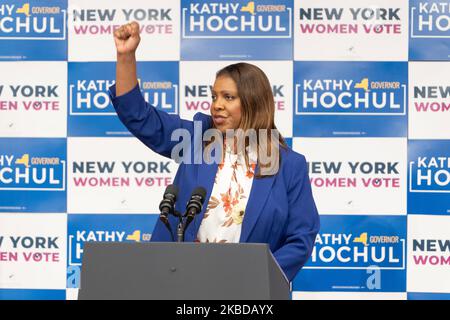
[191, 187, 207, 202]
[165, 184, 179, 197]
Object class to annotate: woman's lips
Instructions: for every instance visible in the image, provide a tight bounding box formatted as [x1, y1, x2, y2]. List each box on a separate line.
[213, 115, 227, 125]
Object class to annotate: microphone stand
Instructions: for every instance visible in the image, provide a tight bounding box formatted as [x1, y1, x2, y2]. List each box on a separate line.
[175, 211, 184, 242]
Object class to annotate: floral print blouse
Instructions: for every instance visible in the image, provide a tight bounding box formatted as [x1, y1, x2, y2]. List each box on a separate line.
[196, 142, 257, 243]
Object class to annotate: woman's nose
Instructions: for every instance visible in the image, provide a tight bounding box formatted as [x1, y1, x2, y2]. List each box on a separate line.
[213, 99, 225, 110]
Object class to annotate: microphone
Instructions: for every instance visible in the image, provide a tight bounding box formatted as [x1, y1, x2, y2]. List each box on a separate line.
[159, 184, 179, 240]
[159, 184, 178, 217]
[184, 187, 207, 231]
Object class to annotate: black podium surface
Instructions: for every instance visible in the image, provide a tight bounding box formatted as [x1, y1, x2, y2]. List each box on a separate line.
[78, 242, 290, 300]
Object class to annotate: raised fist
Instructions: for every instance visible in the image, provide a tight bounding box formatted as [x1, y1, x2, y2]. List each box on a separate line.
[114, 21, 141, 54]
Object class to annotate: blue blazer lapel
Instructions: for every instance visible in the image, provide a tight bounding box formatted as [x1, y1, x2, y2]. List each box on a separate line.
[240, 173, 275, 242]
[186, 154, 275, 243]
[188, 161, 218, 239]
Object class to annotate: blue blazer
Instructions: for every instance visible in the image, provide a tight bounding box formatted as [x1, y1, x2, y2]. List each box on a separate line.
[110, 84, 320, 281]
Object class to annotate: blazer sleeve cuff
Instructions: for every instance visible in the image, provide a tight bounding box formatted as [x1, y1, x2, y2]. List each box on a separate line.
[108, 83, 141, 104]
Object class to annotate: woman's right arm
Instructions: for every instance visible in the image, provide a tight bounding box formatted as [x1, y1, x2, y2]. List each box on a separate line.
[114, 22, 139, 96]
[111, 22, 196, 159]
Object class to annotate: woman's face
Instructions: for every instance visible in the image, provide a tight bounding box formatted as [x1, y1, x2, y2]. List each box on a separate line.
[210, 76, 242, 133]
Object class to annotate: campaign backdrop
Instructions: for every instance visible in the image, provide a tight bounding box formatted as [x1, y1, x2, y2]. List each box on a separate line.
[0, 0, 449, 300]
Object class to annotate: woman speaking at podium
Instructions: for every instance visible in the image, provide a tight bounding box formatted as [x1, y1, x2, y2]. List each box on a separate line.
[109, 22, 320, 282]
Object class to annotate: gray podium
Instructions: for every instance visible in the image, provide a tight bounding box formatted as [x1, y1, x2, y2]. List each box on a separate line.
[78, 242, 290, 300]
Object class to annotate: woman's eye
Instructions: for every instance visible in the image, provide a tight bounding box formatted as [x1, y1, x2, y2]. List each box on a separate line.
[211, 95, 234, 101]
